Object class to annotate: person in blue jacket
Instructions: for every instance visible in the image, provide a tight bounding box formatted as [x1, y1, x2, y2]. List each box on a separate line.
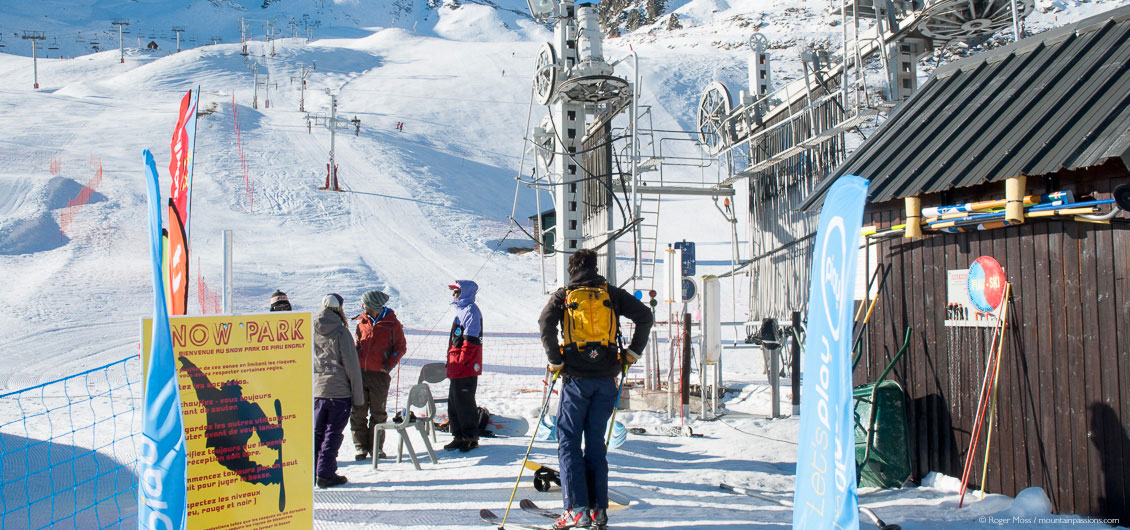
[445, 280, 483, 452]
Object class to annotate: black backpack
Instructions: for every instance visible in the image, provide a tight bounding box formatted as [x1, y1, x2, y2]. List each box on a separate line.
[476, 406, 491, 431]
[432, 407, 490, 433]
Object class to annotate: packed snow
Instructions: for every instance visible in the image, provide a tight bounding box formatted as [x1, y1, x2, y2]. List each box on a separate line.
[1, 0, 1127, 528]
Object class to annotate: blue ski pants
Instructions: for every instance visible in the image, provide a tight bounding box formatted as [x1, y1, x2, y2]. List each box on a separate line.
[556, 376, 617, 510]
[314, 397, 352, 479]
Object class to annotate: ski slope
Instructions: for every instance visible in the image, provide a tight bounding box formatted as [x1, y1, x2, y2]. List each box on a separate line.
[1, 0, 1128, 528]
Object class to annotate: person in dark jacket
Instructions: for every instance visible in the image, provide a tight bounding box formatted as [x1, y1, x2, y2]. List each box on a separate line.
[349, 289, 407, 461]
[538, 249, 653, 529]
[445, 280, 483, 452]
[312, 293, 364, 488]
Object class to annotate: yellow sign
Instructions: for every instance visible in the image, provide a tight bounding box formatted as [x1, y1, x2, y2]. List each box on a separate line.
[142, 312, 313, 530]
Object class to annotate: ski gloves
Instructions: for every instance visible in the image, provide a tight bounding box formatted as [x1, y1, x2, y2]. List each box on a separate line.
[621, 348, 641, 371]
[548, 348, 639, 374]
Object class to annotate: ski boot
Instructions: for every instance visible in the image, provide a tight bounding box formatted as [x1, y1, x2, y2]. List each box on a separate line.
[552, 507, 591, 529]
[589, 507, 608, 529]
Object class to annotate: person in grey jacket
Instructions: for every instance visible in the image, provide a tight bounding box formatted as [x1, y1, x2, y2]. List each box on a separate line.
[313, 293, 364, 488]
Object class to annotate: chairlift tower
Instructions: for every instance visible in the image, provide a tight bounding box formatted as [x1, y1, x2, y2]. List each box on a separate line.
[292, 62, 316, 112]
[267, 20, 276, 57]
[528, 0, 630, 286]
[21, 31, 46, 89]
[171, 26, 185, 53]
[240, 18, 249, 56]
[112, 19, 130, 63]
[251, 63, 260, 109]
[306, 90, 361, 191]
[260, 77, 278, 108]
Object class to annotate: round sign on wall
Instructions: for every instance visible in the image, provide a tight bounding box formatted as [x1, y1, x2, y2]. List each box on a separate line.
[681, 277, 697, 303]
[967, 256, 1006, 312]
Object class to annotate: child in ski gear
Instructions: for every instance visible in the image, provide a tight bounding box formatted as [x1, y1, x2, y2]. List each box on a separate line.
[538, 249, 653, 528]
[445, 280, 483, 452]
[313, 293, 364, 488]
[269, 289, 291, 311]
[350, 289, 406, 461]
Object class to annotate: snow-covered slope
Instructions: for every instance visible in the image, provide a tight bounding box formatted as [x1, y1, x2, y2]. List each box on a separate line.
[1, 0, 1128, 528]
[0, 0, 541, 59]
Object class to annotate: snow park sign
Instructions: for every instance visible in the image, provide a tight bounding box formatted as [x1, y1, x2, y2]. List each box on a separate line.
[142, 313, 313, 530]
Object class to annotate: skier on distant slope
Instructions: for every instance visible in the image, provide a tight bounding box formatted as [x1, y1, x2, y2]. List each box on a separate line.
[538, 249, 653, 530]
[350, 289, 406, 461]
[445, 280, 483, 452]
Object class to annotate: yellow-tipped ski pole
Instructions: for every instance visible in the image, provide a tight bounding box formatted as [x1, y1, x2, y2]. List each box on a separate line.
[978, 284, 1011, 500]
[501, 370, 560, 528]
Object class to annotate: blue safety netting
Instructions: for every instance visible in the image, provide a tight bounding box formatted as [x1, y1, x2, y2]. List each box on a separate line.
[0, 355, 140, 529]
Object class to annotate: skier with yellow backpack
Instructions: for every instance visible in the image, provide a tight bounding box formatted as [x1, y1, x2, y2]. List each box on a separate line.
[537, 249, 653, 529]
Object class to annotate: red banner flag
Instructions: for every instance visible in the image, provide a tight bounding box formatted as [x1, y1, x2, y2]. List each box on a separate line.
[167, 201, 189, 316]
[169, 89, 198, 231]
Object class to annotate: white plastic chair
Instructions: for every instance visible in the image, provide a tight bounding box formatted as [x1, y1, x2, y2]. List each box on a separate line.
[372, 383, 438, 470]
[417, 362, 447, 440]
[417, 362, 447, 385]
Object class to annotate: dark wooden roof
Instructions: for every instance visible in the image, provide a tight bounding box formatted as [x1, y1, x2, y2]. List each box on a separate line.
[803, 4, 1130, 208]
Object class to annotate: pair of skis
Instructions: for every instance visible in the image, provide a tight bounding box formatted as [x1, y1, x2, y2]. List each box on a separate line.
[481, 499, 605, 530]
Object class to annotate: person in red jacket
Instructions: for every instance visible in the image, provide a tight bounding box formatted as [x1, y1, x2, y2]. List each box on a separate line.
[349, 289, 407, 461]
[445, 280, 483, 452]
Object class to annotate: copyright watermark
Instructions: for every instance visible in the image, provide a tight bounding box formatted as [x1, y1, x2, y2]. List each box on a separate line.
[977, 515, 1122, 525]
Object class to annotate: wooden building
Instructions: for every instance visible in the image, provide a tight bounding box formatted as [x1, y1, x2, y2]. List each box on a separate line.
[807, 6, 1130, 523]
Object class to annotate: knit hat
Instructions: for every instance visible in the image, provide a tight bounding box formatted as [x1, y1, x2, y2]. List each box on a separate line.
[270, 290, 291, 311]
[362, 290, 390, 311]
[322, 293, 344, 309]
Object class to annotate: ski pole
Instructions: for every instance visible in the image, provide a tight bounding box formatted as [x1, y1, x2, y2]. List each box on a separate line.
[957, 313, 1004, 507]
[501, 370, 560, 529]
[977, 285, 1011, 500]
[957, 283, 1010, 508]
[606, 365, 630, 446]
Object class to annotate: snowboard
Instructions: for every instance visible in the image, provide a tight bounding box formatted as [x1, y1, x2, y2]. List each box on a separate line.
[483, 414, 531, 438]
[536, 415, 628, 448]
[434, 413, 530, 438]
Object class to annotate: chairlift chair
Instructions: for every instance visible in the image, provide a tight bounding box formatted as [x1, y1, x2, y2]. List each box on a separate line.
[48, 37, 59, 51]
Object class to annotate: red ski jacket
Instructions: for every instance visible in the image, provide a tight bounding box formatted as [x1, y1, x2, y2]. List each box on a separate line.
[447, 281, 483, 379]
[353, 308, 406, 373]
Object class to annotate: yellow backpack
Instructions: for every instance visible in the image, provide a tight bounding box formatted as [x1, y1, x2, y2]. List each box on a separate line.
[562, 284, 617, 350]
